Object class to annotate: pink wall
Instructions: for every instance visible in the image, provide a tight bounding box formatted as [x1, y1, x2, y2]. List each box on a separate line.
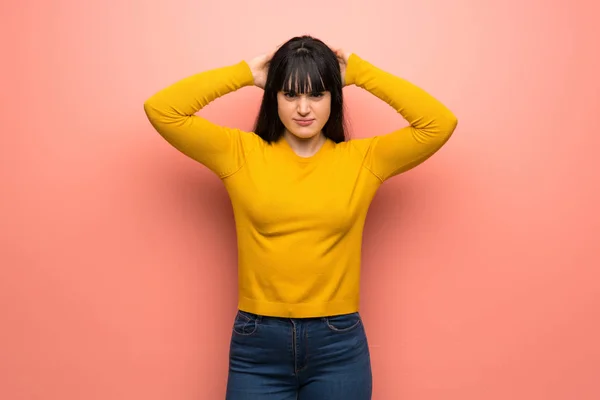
[2, 1, 599, 399]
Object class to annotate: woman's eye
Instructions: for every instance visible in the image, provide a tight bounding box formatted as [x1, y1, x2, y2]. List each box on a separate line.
[282, 91, 324, 99]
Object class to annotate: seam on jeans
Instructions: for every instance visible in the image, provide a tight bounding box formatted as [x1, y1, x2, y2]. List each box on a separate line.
[290, 320, 298, 375]
[237, 311, 251, 322]
[233, 313, 258, 336]
[325, 316, 362, 332]
[298, 328, 309, 373]
[295, 329, 308, 373]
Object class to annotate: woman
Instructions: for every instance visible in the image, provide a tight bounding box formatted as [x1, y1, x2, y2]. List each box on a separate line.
[144, 35, 458, 400]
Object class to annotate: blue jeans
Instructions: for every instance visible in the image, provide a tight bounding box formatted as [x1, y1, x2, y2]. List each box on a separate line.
[225, 309, 373, 399]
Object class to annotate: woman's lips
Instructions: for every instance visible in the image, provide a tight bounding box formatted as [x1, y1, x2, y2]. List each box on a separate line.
[294, 119, 314, 126]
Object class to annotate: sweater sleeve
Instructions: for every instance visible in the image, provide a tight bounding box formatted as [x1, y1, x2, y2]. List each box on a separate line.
[345, 54, 458, 182]
[143, 61, 260, 178]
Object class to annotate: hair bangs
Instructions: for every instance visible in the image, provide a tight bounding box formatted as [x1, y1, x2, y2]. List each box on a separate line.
[277, 53, 332, 94]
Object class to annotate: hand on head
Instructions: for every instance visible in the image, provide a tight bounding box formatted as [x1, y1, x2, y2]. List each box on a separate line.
[328, 46, 351, 86]
[246, 41, 352, 89]
[246, 52, 273, 90]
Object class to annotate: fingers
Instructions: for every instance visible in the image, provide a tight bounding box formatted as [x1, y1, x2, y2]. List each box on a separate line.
[328, 44, 343, 55]
[333, 49, 348, 63]
[270, 41, 284, 56]
[264, 42, 283, 62]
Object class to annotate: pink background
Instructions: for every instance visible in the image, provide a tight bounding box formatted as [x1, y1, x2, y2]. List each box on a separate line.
[2, 0, 599, 399]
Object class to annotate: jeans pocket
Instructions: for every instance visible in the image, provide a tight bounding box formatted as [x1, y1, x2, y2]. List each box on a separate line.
[232, 310, 259, 336]
[323, 312, 362, 332]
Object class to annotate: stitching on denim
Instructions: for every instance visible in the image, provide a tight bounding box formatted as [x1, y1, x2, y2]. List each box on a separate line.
[325, 315, 362, 332]
[233, 312, 258, 336]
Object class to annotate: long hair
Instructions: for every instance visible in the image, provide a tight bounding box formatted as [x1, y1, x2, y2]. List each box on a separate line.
[253, 35, 348, 144]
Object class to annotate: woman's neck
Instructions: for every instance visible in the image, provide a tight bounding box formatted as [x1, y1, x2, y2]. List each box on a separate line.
[283, 131, 327, 158]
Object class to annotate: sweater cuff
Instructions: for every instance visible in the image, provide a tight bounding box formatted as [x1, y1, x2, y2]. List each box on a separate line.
[235, 60, 256, 88]
[344, 53, 363, 86]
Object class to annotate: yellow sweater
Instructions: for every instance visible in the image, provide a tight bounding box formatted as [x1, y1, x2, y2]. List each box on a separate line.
[144, 53, 458, 318]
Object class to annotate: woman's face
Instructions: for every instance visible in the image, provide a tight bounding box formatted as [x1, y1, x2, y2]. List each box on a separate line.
[277, 90, 331, 140]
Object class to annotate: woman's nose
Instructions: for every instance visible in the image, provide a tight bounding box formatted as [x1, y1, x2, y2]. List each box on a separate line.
[297, 97, 310, 114]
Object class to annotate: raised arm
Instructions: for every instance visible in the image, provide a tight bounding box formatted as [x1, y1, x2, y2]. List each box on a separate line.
[345, 53, 458, 182]
[143, 60, 259, 178]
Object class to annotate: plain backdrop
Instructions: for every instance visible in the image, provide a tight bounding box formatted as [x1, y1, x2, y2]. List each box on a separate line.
[1, 0, 599, 399]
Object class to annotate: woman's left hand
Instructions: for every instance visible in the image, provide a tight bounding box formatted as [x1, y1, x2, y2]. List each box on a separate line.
[330, 47, 352, 86]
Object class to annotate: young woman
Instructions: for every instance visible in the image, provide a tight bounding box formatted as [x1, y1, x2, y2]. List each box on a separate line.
[144, 35, 458, 400]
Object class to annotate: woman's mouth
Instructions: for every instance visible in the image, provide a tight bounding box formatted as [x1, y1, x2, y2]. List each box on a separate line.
[294, 119, 314, 127]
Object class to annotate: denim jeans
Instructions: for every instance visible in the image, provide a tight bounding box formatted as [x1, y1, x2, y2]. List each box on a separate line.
[225, 309, 373, 399]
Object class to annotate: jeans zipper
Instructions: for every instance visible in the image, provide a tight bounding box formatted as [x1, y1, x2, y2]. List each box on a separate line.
[292, 322, 297, 374]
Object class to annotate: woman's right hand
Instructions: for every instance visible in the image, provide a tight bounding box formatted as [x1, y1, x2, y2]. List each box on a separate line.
[246, 47, 278, 89]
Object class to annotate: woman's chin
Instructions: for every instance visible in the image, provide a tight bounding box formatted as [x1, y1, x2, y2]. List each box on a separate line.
[287, 129, 321, 140]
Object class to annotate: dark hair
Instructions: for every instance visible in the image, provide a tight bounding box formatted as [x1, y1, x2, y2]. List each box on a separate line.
[253, 35, 348, 144]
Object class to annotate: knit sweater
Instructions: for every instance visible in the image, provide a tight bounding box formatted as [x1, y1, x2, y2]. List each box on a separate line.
[143, 53, 458, 318]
